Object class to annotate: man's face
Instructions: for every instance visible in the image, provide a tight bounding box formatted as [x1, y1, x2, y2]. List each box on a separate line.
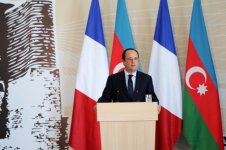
[123, 50, 139, 73]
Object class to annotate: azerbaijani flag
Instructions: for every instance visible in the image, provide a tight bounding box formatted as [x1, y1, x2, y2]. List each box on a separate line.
[148, 0, 182, 149]
[109, 0, 135, 74]
[183, 0, 224, 149]
[69, 0, 109, 149]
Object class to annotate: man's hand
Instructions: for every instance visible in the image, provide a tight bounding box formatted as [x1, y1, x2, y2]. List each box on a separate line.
[93, 104, 97, 112]
[158, 105, 161, 114]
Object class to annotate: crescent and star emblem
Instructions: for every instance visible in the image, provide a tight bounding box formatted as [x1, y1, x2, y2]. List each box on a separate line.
[113, 62, 124, 74]
[185, 66, 208, 96]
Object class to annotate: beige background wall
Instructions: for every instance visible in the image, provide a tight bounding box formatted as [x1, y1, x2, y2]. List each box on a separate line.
[56, 0, 226, 148]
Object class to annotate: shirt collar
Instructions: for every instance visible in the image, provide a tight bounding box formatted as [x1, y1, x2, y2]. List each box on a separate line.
[124, 70, 137, 77]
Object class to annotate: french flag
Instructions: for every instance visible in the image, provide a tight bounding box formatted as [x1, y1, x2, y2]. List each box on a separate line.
[148, 0, 182, 149]
[69, 0, 109, 149]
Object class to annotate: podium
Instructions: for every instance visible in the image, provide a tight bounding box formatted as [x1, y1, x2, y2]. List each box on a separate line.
[97, 102, 158, 150]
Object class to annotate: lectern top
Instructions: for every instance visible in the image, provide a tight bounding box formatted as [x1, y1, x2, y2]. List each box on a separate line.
[97, 102, 158, 122]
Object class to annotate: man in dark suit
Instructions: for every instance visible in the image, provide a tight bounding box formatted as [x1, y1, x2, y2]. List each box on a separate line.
[98, 48, 159, 103]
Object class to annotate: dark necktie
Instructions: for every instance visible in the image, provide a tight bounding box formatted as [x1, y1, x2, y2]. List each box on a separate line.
[128, 75, 133, 99]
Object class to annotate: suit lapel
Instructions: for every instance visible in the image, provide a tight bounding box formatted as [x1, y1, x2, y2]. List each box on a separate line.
[134, 71, 142, 96]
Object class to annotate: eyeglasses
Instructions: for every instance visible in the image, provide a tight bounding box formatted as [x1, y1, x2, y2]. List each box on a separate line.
[125, 57, 139, 61]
